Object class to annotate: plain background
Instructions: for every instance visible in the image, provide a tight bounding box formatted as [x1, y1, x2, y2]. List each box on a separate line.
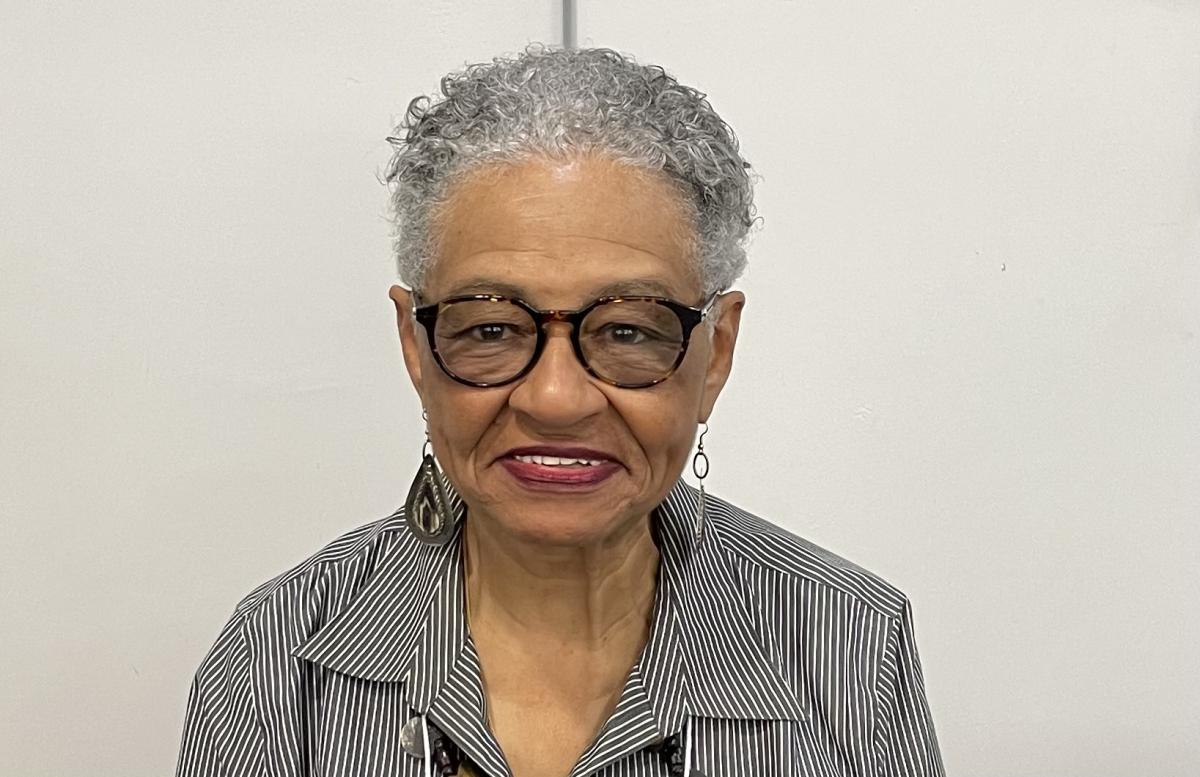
[2, 1, 1198, 775]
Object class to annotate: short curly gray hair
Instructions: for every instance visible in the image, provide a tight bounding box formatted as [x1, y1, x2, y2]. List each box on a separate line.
[385, 46, 755, 296]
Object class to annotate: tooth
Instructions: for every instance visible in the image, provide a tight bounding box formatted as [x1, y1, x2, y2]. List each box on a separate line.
[512, 454, 608, 466]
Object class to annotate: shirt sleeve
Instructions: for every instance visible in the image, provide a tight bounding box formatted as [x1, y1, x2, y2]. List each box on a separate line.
[872, 598, 945, 777]
[176, 615, 266, 777]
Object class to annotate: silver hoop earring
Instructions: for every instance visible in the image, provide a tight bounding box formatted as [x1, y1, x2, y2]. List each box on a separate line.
[692, 422, 710, 544]
[404, 409, 457, 545]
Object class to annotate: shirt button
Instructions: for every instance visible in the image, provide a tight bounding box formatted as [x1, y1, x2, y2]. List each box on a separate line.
[400, 716, 426, 758]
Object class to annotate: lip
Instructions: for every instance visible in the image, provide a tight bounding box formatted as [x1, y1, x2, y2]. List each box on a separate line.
[496, 445, 624, 492]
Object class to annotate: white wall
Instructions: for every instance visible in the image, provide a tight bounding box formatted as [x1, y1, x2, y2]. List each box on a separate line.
[1, 2, 1196, 775]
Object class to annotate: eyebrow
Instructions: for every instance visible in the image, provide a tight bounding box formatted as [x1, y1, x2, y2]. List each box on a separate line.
[440, 280, 528, 299]
[592, 279, 680, 297]
[438, 278, 684, 303]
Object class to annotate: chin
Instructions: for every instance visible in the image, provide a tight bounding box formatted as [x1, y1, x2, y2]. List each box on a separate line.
[460, 466, 646, 546]
[481, 504, 636, 548]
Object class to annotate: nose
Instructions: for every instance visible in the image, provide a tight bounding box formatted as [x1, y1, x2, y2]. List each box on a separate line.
[507, 324, 606, 427]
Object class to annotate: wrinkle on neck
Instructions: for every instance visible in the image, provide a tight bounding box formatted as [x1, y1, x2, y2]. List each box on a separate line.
[463, 510, 659, 647]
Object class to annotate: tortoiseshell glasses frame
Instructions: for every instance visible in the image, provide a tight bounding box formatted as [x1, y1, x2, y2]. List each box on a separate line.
[412, 293, 718, 389]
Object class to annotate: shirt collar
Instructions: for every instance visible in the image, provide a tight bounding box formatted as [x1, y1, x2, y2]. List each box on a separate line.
[293, 478, 809, 726]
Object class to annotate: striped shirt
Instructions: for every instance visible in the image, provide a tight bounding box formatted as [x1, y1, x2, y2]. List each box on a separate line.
[177, 479, 944, 777]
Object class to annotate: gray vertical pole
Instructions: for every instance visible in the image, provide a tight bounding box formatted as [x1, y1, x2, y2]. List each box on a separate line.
[562, 0, 577, 49]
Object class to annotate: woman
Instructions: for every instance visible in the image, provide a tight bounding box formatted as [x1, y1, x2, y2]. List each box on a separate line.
[177, 47, 944, 777]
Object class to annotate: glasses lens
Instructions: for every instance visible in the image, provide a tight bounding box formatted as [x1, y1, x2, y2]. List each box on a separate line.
[433, 299, 537, 384]
[580, 300, 686, 386]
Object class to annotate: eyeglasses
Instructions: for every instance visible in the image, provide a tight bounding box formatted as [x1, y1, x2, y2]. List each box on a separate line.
[412, 294, 717, 389]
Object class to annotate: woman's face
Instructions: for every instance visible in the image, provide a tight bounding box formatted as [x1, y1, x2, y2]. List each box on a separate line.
[390, 155, 744, 548]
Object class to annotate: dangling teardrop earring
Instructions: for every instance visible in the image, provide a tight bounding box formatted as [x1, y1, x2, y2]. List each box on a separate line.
[404, 409, 457, 545]
[692, 422, 710, 544]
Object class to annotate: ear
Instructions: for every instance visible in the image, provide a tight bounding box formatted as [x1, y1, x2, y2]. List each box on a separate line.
[389, 285, 426, 401]
[698, 291, 745, 422]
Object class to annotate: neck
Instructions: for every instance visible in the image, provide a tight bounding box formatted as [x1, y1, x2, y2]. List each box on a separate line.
[463, 512, 660, 647]
[462, 513, 661, 777]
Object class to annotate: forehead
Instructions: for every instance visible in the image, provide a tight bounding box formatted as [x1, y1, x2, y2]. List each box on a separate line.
[426, 155, 701, 305]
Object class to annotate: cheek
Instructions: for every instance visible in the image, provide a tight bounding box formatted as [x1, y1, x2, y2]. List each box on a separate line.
[423, 373, 509, 468]
[615, 385, 702, 474]
[648, 346, 712, 461]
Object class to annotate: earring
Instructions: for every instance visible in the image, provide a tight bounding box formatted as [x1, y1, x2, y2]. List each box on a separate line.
[404, 409, 457, 545]
[692, 422, 710, 544]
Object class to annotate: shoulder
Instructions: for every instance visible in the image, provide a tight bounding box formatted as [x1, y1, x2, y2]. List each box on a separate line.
[193, 508, 411, 671]
[232, 509, 408, 617]
[706, 489, 910, 621]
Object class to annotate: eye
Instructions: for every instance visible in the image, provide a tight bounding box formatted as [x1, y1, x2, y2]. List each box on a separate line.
[600, 323, 650, 344]
[469, 323, 516, 341]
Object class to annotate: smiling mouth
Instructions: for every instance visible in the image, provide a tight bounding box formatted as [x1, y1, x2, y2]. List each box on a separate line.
[498, 449, 622, 490]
